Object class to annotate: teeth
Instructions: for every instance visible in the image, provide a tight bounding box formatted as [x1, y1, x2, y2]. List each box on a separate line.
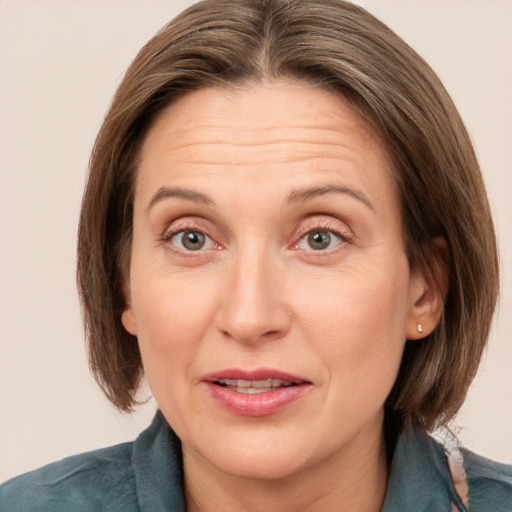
[253, 378, 272, 388]
[218, 379, 238, 387]
[216, 378, 294, 393]
[241, 387, 267, 394]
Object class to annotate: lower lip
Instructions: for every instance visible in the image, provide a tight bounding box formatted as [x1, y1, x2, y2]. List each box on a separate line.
[204, 382, 310, 417]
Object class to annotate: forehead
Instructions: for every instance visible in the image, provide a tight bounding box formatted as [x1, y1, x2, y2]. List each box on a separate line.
[135, 81, 396, 210]
[142, 81, 386, 155]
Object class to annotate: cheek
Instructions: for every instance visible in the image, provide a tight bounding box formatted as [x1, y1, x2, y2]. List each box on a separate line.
[130, 269, 219, 391]
[294, 262, 410, 393]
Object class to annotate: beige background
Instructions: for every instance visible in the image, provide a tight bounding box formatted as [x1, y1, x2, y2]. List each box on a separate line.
[1, 0, 511, 483]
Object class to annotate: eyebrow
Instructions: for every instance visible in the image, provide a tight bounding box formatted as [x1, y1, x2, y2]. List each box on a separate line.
[288, 184, 374, 211]
[147, 183, 374, 211]
[147, 186, 216, 210]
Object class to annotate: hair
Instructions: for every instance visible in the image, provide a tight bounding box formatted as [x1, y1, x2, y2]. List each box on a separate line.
[77, 0, 499, 433]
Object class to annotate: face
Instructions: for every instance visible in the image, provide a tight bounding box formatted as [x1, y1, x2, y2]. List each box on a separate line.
[122, 82, 431, 481]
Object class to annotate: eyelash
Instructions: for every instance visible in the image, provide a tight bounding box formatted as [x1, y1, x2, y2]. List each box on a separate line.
[292, 221, 352, 254]
[161, 219, 352, 255]
[161, 220, 221, 254]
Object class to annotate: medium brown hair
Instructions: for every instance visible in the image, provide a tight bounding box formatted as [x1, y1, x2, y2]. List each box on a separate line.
[77, 0, 499, 432]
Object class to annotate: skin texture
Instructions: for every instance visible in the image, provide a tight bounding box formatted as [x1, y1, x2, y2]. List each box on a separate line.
[122, 81, 443, 512]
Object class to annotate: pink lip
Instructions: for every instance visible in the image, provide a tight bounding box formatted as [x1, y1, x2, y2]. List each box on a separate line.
[201, 367, 312, 417]
[202, 367, 308, 383]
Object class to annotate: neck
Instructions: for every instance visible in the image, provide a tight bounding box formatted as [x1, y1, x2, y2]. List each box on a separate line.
[183, 421, 389, 512]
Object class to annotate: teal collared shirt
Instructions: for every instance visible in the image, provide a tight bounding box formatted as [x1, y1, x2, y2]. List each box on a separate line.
[1, 411, 511, 511]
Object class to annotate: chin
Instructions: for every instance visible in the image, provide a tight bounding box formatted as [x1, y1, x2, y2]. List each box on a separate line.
[183, 423, 332, 482]
[208, 445, 311, 481]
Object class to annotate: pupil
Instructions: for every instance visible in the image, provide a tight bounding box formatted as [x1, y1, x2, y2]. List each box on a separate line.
[308, 230, 330, 250]
[183, 231, 205, 250]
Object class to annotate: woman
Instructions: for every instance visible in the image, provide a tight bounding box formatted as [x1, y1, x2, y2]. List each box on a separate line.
[1, 0, 511, 510]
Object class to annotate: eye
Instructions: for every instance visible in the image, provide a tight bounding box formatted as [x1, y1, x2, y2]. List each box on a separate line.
[169, 230, 215, 251]
[297, 229, 343, 251]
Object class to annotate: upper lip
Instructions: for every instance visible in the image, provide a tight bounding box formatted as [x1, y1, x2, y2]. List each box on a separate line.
[202, 367, 310, 384]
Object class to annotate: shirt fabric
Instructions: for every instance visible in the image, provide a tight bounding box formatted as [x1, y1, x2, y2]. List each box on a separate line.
[1, 411, 511, 511]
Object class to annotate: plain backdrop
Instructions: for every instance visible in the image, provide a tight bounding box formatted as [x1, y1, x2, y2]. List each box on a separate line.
[1, 0, 511, 483]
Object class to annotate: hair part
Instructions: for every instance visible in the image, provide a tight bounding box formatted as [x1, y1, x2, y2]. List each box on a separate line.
[78, 0, 499, 432]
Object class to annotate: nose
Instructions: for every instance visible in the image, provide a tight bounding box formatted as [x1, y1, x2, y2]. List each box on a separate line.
[214, 249, 291, 345]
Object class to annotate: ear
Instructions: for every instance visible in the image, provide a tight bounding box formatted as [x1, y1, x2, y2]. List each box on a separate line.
[406, 238, 449, 340]
[121, 279, 138, 336]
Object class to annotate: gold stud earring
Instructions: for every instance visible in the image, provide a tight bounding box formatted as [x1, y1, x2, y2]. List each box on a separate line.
[417, 323, 423, 333]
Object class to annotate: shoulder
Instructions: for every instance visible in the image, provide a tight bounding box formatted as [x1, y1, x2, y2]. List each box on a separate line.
[462, 449, 512, 512]
[0, 442, 138, 512]
[0, 411, 185, 512]
[384, 429, 512, 512]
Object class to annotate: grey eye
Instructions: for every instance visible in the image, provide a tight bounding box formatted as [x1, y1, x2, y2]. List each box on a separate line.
[296, 229, 343, 251]
[307, 230, 332, 250]
[183, 231, 205, 250]
[171, 230, 211, 251]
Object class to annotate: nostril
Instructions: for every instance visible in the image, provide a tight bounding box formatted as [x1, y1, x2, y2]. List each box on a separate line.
[262, 330, 281, 339]
[217, 325, 286, 345]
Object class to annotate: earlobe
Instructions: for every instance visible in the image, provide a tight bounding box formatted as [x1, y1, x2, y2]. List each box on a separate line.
[406, 273, 444, 340]
[406, 238, 449, 340]
[122, 305, 138, 336]
[121, 280, 138, 336]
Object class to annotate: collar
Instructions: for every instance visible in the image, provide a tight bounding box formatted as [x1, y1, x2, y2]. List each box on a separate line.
[133, 411, 186, 512]
[382, 429, 464, 511]
[132, 412, 462, 512]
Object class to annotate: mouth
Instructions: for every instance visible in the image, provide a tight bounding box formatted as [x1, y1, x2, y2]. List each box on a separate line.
[214, 378, 297, 394]
[202, 368, 311, 417]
